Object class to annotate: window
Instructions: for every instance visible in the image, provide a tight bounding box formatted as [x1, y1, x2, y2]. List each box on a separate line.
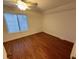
[4, 13, 28, 33]
[17, 15, 28, 32]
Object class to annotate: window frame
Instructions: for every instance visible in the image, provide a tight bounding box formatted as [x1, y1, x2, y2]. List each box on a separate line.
[3, 12, 29, 33]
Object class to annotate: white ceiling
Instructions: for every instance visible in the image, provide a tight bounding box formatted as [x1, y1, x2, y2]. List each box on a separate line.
[3, 0, 76, 11]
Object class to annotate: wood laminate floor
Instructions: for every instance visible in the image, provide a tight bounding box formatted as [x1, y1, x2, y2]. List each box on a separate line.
[4, 32, 73, 59]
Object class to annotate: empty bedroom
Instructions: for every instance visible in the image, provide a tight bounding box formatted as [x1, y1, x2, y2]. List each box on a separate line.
[3, 0, 76, 59]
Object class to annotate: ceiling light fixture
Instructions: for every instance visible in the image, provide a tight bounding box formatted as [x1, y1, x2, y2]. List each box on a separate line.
[16, 0, 30, 11]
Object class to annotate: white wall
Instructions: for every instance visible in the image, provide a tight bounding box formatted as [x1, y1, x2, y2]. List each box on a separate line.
[43, 2, 76, 43]
[70, 43, 76, 59]
[3, 47, 8, 59]
[3, 6, 43, 42]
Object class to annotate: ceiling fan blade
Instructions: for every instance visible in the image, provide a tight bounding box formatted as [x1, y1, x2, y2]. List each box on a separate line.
[26, 2, 38, 6]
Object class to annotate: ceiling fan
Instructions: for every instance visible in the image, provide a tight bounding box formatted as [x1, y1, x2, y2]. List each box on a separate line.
[16, 0, 38, 10]
[4, 0, 38, 11]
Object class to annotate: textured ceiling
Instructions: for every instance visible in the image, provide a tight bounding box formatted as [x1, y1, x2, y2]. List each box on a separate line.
[3, 0, 76, 11]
